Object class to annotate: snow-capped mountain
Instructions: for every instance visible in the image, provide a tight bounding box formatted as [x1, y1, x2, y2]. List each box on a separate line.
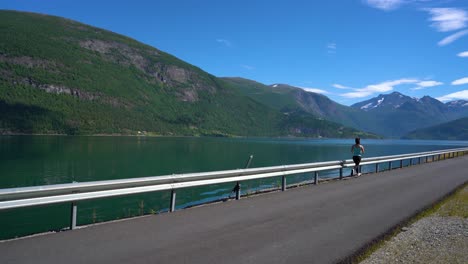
[349, 92, 468, 137]
[352, 92, 422, 111]
[352, 92, 468, 113]
[446, 100, 468, 108]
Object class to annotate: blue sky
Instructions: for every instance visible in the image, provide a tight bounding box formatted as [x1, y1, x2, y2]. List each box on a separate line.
[1, 0, 468, 105]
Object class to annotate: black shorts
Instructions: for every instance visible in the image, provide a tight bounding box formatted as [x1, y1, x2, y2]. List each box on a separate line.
[353, 156, 361, 165]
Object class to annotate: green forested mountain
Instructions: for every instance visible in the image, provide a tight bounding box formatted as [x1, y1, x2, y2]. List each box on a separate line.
[403, 117, 468, 140]
[0, 10, 371, 138]
[222, 78, 371, 129]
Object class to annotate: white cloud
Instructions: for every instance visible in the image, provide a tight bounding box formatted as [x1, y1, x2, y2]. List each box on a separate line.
[299, 87, 329, 94]
[410, 80, 443, 90]
[241, 64, 255, 70]
[427, 8, 468, 32]
[333, 84, 351, 89]
[216, 39, 232, 47]
[340, 78, 419, 98]
[340, 91, 374, 98]
[458, 51, 468, 57]
[327, 42, 336, 54]
[365, 0, 405, 11]
[437, 90, 468, 102]
[452, 77, 468, 85]
[438, 29, 468, 46]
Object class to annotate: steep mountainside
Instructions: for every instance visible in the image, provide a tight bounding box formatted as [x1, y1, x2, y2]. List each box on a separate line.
[403, 117, 468, 140]
[0, 10, 369, 138]
[222, 78, 370, 130]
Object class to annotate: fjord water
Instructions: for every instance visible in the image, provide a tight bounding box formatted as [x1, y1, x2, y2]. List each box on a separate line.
[1, 136, 467, 239]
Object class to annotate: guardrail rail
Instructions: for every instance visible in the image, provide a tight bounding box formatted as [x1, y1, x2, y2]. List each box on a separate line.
[1, 147, 467, 231]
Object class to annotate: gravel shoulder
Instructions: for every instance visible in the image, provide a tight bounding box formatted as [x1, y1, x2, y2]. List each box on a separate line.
[359, 184, 468, 264]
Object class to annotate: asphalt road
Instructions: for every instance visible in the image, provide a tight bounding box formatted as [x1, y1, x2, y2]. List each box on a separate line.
[1, 156, 467, 264]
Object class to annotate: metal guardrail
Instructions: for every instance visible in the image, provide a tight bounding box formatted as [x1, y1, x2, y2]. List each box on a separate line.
[1, 147, 467, 231]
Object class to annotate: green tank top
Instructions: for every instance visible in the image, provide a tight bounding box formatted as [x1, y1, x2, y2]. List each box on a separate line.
[353, 145, 363, 156]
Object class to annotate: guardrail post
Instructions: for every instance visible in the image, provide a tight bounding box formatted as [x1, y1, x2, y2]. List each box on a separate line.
[418, 157, 421, 164]
[410, 159, 413, 166]
[314, 172, 319, 185]
[70, 202, 77, 230]
[235, 183, 241, 200]
[170, 190, 176, 212]
[339, 168, 343, 179]
[388, 161, 392, 171]
[375, 163, 379, 173]
[282, 176, 286, 191]
[400, 160, 403, 168]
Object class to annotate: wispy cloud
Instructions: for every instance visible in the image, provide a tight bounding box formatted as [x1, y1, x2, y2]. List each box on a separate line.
[299, 87, 329, 94]
[241, 64, 255, 71]
[438, 29, 468, 46]
[451, 77, 468, 85]
[426, 8, 468, 32]
[216, 39, 232, 47]
[437, 90, 468, 102]
[410, 80, 443, 90]
[458, 51, 468, 57]
[327, 42, 337, 54]
[340, 78, 419, 98]
[333, 84, 351, 89]
[364, 0, 405, 11]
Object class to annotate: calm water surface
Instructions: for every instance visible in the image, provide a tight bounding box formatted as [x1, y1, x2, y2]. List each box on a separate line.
[1, 136, 467, 239]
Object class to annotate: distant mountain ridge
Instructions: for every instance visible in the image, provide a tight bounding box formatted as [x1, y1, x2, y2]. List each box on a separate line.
[447, 100, 468, 108]
[352, 92, 467, 113]
[352, 92, 415, 111]
[223, 80, 468, 138]
[349, 92, 468, 137]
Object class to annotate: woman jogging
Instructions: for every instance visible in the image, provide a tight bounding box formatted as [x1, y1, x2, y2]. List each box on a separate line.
[351, 138, 365, 176]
